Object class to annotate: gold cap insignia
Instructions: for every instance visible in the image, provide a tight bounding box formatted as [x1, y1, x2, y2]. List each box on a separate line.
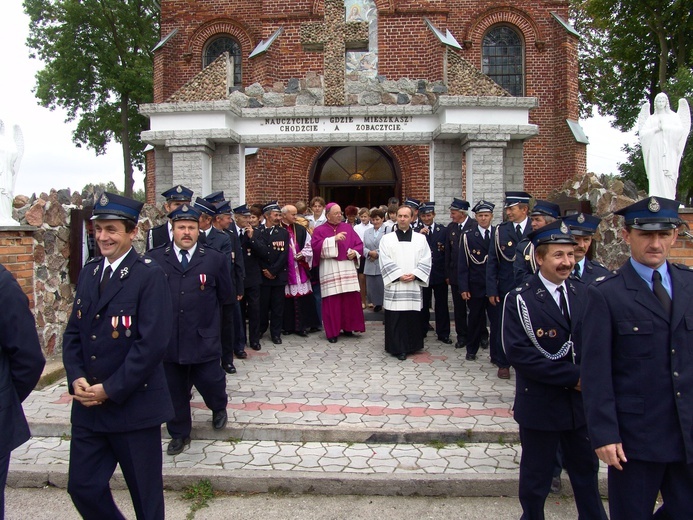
[648, 197, 660, 212]
[176, 185, 183, 193]
[560, 222, 569, 234]
[577, 213, 585, 224]
[182, 205, 189, 212]
[99, 193, 109, 206]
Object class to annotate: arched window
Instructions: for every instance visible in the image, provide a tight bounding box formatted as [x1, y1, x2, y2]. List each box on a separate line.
[203, 36, 241, 85]
[482, 26, 523, 96]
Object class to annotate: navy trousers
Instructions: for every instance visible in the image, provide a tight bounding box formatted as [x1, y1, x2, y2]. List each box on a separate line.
[421, 282, 451, 339]
[67, 425, 165, 520]
[163, 360, 228, 439]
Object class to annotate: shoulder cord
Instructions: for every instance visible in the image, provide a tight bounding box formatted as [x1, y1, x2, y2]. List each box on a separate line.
[495, 226, 516, 262]
[516, 294, 574, 361]
[464, 232, 487, 265]
[524, 242, 537, 273]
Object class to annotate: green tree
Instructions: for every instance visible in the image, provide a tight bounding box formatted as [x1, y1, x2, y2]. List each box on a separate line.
[24, 0, 160, 198]
[572, 0, 693, 202]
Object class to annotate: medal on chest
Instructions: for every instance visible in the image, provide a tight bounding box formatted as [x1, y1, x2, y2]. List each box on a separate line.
[200, 274, 207, 291]
[111, 316, 119, 339]
[122, 316, 132, 337]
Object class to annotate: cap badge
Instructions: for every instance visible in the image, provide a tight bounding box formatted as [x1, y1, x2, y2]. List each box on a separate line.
[182, 205, 189, 212]
[99, 193, 109, 206]
[648, 197, 660, 213]
[577, 213, 585, 224]
[560, 222, 569, 234]
[176, 185, 183, 193]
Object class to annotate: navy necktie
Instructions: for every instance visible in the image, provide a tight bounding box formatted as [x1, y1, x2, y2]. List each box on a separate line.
[652, 270, 671, 315]
[180, 249, 189, 270]
[573, 263, 581, 278]
[484, 229, 490, 243]
[515, 224, 522, 239]
[557, 285, 570, 325]
[99, 265, 112, 296]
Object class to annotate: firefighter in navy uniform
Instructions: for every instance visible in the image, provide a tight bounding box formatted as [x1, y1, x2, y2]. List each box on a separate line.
[259, 201, 290, 344]
[403, 197, 422, 231]
[148, 204, 232, 456]
[582, 197, 693, 520]
[562, 212, 610, 284]
[444, 198, 476, 348]
[513, 200, 560, 286]
[502, 220, 607, 520]
[486, 191, 531, 379]
[418, 202, 452, 343]
[63, 192, 174, 520]
[458, 200, 496, 361]
[146, 184, 193, 250]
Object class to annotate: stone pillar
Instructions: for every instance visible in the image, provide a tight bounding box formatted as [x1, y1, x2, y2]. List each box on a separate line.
[212, 144, 243, 204]
[432, 140, 463, 223]
[165, 138, 215, 199]
[462, 134, 509, 212]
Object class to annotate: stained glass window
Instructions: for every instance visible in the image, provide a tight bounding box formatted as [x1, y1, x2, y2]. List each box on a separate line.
[482, 26, 523, 96]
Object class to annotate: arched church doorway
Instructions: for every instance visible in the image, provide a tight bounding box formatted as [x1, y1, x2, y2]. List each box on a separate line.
[311, 146, 400, 208]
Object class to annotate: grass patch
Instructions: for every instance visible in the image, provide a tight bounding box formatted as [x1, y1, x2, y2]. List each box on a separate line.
[226, 437, 241, 444]
[455, 439, 466, 448]
[182, 479, 215, 519]
[426, 440, 448, 450]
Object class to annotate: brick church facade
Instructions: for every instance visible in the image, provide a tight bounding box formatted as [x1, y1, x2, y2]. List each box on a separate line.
[142, 0, 585, 212]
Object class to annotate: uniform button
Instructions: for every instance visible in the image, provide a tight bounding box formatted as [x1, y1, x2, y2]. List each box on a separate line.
[672, 349, 676, 355]
[674, 372, 679, 378]
[677, 392, 681, 398]
[95, 314, 100, 320]
[143, 383, 148, 388]
[633, 326, 638, 332]
[524, 388, 528, 392]
[91, 335, 97, 340]
[181, 291, 185, 295]
[90, 355, 96, 361]
[180, 310, 184, 313]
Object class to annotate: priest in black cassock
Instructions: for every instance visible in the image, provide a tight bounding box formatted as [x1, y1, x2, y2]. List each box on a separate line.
[379, 206, 432, 360]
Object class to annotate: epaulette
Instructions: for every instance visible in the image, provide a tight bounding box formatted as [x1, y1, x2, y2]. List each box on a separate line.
[137, 254, 155, 266]
[85, 256, 102, 265]
[672, 263, 693, 272]
[593, 271, 619, 284]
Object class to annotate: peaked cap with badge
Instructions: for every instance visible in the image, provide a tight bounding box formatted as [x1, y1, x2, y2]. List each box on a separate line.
[92, 192, 143, 223]
[615, 196, 683, 230]
[563, 213, 601, 236]
[161, 184, 193, 202]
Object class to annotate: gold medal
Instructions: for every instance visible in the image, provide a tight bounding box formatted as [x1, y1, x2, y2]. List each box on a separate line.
[508, 241, 513, 246]
[200, 284, 205, 290]
[112, 330, 119, 339]
[536, 328, 544, 337]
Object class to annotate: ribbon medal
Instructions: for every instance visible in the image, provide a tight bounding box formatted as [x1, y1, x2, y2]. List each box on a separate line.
[200, 274, 207, 291]
[122, 316, 132, 337]
[111, 316, 119, 339]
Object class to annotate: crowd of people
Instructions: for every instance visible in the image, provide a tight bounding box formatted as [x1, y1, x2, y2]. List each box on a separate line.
[3, 184, 691, 520]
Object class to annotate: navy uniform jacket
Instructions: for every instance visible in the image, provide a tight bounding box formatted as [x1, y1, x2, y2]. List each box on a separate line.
[62, 248, 174, 432]
[487, 221, 531, 297]
[146, 222, 170, 251]
[581, 261, 693, 463]
[503, 275, 586, 431]
[219, 227, 245, 298]
[512, 238, 535, 286]
[573, 258, 609, 285]
[0, 265, 45, 455]
[260, 226, 289, 286]
[148, 245, 232, 365]
[240, 228, 267, 288]
[199, 226, 232, 261]
[458, 225, 494, 297]
[445, 217, 476, 284]
[422, 222, 447, 286]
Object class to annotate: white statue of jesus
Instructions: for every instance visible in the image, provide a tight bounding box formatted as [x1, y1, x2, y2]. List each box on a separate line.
[637, 93, 691, 200]
[0, 119, 24, 226]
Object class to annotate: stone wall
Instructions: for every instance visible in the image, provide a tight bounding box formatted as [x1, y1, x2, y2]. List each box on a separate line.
[10, 189, 164, 356]
[549, 173, 693, 269]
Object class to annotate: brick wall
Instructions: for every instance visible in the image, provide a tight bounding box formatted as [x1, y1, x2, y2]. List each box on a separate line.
[671, 210, 693, 266]
[0, 229, 35, 306]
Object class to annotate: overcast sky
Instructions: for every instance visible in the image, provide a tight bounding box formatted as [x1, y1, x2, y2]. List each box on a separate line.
[2, 0, 636, 199]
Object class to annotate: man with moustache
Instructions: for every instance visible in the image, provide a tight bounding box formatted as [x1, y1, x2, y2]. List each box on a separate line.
[259, 202, 290, 344]
[513, 200, 561, 286]
[148, 204, 232, 455]
[487, 191, 532, 379]
[562, 213, 610, 284]
[581, 197, 693, 519]
[63, 192, 173, 519]
[502, 220, 607, 520]
[458, 200, 496, 361]
[445, 198, 476, 349]
[311, 202, 366, 343]
[146, 184, 193, 250]
[417, 202, 452, 343]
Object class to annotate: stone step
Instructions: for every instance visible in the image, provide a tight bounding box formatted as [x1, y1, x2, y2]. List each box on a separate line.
[9, 437, 607, 497]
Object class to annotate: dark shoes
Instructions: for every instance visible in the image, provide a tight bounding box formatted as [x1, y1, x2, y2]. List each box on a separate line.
[396, 353, 407, 361]
[250, 342, 262, 351]
[167, 437, 191, 456]
[327, 337, 338, 343]
[373, 305, 382, 312]
[454, 341, 465, 349]
[550, 475, 562, 494]
[212, 409, 228, 430]
[296, 330, 308, 337]
[437, 336, 453, 344]
[222, 362, 237, 374]
[235, 351, 248, 359]
[465, 354, 477, 361]
[480, 337, 489, 350]
[272, 336, 282, 344]
[342, 331, 354, 337]
[497, 367, 510, 379]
